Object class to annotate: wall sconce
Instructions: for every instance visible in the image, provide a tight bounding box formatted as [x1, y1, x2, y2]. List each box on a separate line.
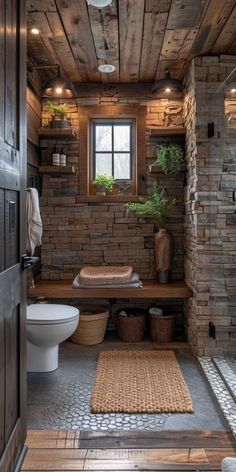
[27, 64, 76, 98]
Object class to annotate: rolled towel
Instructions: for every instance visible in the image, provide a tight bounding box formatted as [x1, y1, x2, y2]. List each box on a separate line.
[79, 266, 133, 285]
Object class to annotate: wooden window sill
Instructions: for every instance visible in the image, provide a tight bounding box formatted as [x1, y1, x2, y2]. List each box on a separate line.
[76, 195, 141, 203]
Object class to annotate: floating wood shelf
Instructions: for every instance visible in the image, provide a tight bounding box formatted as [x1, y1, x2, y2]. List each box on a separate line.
[38, 128, 77, 139]
[149, 128, 185, 136]
[27, 280, 192, 300]
[39, 165, 75, 174]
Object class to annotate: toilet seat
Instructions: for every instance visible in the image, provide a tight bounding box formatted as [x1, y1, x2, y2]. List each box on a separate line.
[27, 304, 79, 325]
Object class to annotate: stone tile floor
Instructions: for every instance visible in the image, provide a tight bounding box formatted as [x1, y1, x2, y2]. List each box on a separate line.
[199, 357, 236, 439]
[27, 340, 226, 431]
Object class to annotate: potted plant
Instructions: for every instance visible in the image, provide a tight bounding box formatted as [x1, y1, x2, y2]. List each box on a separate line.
[149, 143, 184, 174]
[93, 174, 115, 195]
[47, 101, 69, 129]
[125, 186, 176, 283]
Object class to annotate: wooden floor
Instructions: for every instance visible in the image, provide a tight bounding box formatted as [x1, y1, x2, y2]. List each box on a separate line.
[21, 430, 236, 471]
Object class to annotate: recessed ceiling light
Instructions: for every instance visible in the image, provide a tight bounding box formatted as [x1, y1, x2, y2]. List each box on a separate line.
[98, 64, 116, 73]
[86, 0, 112, 7]
[231, 88, 236, 93]
[30, 27, 40, 35]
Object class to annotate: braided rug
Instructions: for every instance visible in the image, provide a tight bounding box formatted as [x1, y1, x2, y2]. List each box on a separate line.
[91, 350, 193, 413]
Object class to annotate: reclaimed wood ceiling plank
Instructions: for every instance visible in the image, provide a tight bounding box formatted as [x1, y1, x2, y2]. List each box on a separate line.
[28, 11, 81, 82]
[46, 12, 82, 82]
[119, 0, 145, 82]
[145, 0, 172, 13]
[55, 0, 101, 82]
[212, 3, 236, 53]
[160, 28, 198, 61]
[190, 0, 236, 57]
[27, 34, 55, 68]
[167, 0, 210, 29]
[88, 0, 119, 83]
[139, 11, 169, 82]
[27, 0, 57, 11]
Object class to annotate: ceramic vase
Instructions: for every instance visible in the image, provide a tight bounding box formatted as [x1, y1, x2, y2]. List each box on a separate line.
[154, 228, 173, 283]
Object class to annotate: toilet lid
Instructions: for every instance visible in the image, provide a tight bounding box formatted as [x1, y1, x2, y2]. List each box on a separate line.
[27, 304, 79, 325]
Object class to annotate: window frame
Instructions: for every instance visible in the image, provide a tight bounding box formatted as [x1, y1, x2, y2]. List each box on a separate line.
[92, 118, 134, 182]
[77, 105, 147, 201]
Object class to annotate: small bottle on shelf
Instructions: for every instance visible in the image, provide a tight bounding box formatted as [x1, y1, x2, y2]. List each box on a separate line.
[60, 148, 67, 166]
[52, 146, 60, 166]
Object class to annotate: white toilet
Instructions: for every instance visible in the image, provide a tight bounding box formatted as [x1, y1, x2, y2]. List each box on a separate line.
[27, 304, 79, 373]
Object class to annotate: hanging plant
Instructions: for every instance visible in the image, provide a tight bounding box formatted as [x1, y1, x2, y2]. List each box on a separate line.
[154, 143, 184, 174]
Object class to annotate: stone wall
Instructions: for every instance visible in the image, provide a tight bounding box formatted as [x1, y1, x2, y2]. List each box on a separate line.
[40, 95, 185, 282]
[183, 56, 236, 356]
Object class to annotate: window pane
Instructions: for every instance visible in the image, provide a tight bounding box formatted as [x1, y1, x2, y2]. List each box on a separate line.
[95, 125, 112, 151]
[114, 153, 131, 179]
[95, 153, 112, 176]
[114, 125, 130, 151]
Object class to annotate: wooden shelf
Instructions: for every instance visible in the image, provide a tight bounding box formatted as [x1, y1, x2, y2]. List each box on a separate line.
[149, 128, 185, 136]
[27, 280, 192, 300]
[38, 128, 77, 139]
[39, 165, 76, 174]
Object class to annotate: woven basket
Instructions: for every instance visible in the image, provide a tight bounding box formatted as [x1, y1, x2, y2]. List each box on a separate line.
[117, 309, 146, 342]
[149, 314, 176, 343]
[71, 306, 109, 345]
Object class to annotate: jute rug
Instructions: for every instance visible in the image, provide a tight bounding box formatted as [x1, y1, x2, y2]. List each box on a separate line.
[91, 350, 193, 413]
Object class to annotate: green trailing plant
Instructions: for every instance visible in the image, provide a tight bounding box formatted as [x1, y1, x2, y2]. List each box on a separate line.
[125, 185, 176, 227]
[47, 101, 68, 115]
[155, 143, 184, 174]
[93, 174, 115, 193]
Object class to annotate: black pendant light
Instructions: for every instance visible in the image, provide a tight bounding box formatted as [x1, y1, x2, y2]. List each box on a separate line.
[43, 65, 76, 98]
[152, 71, 183, 97]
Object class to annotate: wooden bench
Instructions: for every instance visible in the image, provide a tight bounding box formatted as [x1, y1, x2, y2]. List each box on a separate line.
[27, 280, 192, 300]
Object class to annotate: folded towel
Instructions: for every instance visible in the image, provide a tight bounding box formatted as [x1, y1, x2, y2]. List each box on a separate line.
[73, 273, 142, 289]
[26, 188, 43, 256]
[79, 266, 133, 285]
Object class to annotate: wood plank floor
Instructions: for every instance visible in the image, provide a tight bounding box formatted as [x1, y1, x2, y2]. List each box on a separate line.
[21, 430, 236, 471]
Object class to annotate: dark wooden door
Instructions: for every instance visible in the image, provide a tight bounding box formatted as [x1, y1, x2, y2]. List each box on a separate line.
[0, 1, 27, 471]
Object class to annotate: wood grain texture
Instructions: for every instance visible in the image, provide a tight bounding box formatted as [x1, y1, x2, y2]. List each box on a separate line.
[27, 0, 236, 82]
[88, 0, 119, 83]
[118, 0, 145, 82]
[55, 0, 100, 82]
[21, 430, 236, 471]
[27, 279, 192, 299]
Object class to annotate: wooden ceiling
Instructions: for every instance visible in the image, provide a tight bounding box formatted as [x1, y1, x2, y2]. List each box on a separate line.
[27, 0, 236, 84]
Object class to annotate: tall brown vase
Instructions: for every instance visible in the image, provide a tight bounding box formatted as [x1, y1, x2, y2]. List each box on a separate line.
[154, 228, 173, 283]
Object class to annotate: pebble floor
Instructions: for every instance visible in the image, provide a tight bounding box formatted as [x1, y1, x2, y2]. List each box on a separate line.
[199, 357, 236, 439]
[27, 342, 226, 431]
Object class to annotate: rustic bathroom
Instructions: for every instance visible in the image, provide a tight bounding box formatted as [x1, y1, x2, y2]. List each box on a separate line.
[0, 0, 236, 471]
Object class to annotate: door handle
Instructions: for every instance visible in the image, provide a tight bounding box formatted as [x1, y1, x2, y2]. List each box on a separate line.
[21, 255, 39, 271]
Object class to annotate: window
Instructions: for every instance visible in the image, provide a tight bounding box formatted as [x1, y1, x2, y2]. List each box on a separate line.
[92, 120, 133, 180]
[78, 105, 146, 200]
